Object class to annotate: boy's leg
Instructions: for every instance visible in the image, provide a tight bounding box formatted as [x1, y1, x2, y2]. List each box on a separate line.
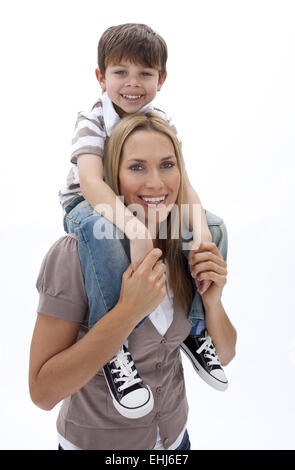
[181, 210, 229, 391]
[65, 198, 153, 417]
[76, 214, 130, 329]
[65, 198, 134, 328]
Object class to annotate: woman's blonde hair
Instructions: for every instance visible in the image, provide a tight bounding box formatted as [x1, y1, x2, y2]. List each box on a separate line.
[104, 112, 194, 312]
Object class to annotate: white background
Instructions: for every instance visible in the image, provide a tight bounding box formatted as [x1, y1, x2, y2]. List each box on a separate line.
[0, 0, 294, 450]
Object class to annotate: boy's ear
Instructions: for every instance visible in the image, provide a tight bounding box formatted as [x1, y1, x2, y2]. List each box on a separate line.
[157, 72, 167, 91]
[95, 68, 106, 91]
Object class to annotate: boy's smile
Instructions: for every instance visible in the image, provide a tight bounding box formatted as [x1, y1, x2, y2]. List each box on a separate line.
[96, 60, 166, 117]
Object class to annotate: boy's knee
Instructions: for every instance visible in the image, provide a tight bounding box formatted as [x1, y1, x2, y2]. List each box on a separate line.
[205, 209, 224, 227]
[91, 214, 124, 241]
[205, 210, 228, 260]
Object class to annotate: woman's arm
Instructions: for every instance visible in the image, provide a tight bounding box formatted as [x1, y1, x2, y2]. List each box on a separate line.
[189, 242, 237, 365]
[202, 299, 236, 366]
[29, 249, 166, 411]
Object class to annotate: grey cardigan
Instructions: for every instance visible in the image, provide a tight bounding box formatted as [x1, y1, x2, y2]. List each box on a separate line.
[36, 235, 192, 450]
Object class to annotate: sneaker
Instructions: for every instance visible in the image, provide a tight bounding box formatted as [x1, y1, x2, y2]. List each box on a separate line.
[180, 329, 228, 391]
[103, 345, 154, 419]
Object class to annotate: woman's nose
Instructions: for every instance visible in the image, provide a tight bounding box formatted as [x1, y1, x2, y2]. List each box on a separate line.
[144, 171, 165, 190]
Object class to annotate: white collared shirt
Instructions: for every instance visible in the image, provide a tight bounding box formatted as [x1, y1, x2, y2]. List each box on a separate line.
[101, 91, 154, 137]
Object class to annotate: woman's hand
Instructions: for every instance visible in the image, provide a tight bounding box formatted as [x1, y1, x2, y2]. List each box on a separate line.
[189, 242, 227, 307]
[119, 248, 167, 322]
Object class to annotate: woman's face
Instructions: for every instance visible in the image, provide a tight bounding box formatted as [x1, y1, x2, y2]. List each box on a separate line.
[118, 129, 181, 228]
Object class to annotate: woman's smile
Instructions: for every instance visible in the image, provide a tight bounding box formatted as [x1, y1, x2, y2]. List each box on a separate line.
[137, 194, 168, 207]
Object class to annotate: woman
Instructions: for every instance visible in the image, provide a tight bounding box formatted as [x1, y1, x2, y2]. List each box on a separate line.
[29, 113, 236, 450]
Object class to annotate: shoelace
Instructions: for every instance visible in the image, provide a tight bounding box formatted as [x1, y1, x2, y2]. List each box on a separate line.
[110, 346, 142, 392]
[196, 334, 221, 366]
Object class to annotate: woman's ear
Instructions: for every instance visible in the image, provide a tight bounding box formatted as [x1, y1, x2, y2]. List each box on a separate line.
[95, 68, 106, 91]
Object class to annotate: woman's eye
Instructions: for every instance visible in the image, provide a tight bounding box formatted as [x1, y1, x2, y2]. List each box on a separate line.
[161, 162, 174, 169]
[130, 165, 143, 171]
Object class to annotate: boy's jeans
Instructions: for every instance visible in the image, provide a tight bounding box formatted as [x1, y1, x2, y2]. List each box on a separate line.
[64, 196, 228, 330]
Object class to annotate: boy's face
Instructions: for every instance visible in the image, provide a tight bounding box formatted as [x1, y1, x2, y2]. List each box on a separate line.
[96, 59, 166, 117]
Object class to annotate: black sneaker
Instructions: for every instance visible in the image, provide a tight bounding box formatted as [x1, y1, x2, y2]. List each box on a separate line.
[180, 329, 228, 391]
[103, 345, 154, 419]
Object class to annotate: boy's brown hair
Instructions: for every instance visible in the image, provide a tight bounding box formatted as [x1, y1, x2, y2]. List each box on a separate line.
[98, 23, 168, 81]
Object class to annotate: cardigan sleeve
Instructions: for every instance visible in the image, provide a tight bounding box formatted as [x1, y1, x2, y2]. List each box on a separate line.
[36, 234, 88, 322]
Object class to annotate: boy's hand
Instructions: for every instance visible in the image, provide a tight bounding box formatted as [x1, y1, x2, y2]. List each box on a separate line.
[130, 237, 154, 270]
[190, 229, 213, 294]
[188, 242, 227, 304]
[125, 216, 154, 269]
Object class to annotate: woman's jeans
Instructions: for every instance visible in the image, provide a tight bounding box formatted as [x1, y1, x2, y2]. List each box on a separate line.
[175, 429, 191, 450]
[64, 197, 228, 331]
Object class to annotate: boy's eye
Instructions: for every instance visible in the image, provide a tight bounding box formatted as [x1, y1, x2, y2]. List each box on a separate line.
[114, 70, 126, 75]
[142, 72, 152, 77]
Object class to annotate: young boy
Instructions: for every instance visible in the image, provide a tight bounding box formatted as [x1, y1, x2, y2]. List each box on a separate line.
[58, 23, 228, 419]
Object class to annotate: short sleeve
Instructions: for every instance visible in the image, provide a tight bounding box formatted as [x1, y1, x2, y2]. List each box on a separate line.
[71, 103, 106, 164]
[153, 107, 182, 148]
[36, 234, 88, 323]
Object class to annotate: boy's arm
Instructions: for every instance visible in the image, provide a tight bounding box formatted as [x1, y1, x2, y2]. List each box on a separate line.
[77, 154, 152, 264]
[163, 112, 211, 246]
[183, 169, 212, 248]
[183, 170, 213, 294]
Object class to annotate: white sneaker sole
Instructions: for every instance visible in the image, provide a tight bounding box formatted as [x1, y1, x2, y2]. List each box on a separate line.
[103, 369, 154, 419]
[180, 343, 228, 392]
